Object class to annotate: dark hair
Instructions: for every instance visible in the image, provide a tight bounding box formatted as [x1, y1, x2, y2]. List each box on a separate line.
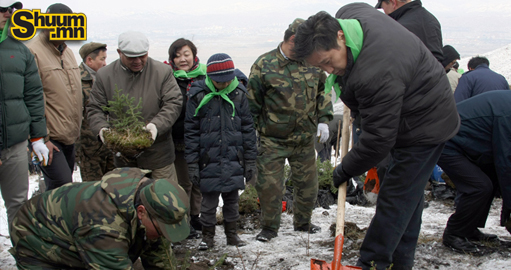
[292, 11, 342, 61]
[468, 56, 489, 70]
[284, 29, 294, 42]
[168, 38, 197, 63]
[452, 61, 459, 70]
[83, 47, 107, 63]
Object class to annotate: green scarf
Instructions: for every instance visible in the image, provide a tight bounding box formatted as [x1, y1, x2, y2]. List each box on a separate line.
[194, 76, 239, 117]
[0, 19, 10, 43]
[174, 63, 207, 79]
[324, 19, 364, 101]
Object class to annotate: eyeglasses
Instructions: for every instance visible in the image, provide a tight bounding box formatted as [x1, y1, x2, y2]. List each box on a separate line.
[148, 212, 163, 238]
[0, 6, 15, 14]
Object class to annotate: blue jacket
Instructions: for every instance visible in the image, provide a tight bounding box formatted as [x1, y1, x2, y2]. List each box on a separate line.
[454, 64, 509, 103]
[443, 91, 511, 209]
[184, 80, 257, 193]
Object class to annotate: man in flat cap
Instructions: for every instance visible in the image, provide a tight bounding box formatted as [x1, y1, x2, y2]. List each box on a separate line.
[26, 3, 82, 190]
[76, 42, 114, 182]
[88, 31, 183, 183]
[10, 167, 190, 269]
[247, 18, 333, 242]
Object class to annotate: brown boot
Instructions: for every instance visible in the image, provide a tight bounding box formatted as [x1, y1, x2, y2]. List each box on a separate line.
[224, 221, 246, 246]
[198, 226, 215, 250]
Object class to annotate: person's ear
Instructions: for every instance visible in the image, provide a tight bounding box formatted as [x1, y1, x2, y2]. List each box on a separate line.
[136, 205, 146, 219]
[117, 49, 122, 57]
[289, 34, 296, 44]
[337, 30, 345, 45]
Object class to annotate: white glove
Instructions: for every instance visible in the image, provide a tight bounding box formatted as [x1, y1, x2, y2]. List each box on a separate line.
[99, 128, 109, 143]
[144, 123, 157, 141]
[31, 138, 49, 166]
[317, 123, 329, 143]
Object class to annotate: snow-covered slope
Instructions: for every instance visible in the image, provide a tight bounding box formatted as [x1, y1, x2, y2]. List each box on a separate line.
[458, 43, 511, 83]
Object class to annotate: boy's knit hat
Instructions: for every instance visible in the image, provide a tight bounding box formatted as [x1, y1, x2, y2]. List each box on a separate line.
[207, 53, 235, 82]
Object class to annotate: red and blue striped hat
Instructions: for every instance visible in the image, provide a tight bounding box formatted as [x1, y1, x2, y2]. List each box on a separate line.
[207, 53, 235, 82]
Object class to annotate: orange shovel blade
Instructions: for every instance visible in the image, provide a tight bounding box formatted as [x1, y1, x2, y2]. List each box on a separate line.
[310, 235, 362, 270]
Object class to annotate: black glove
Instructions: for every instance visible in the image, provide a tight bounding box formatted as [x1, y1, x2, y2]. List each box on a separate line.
[501, 203, 511, 227]
[333, 164, 352, 188]
[188, 163, 200, 187]
[244, 160, 257, 182]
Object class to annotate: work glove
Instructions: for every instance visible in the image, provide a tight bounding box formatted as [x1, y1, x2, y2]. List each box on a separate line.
[99, 128, 109, 143]
[31, 138, 49, 166]
[317, 123, 329, 143]
[144, 123, 157, 141]
[188, 163, 200, 187]
[501, 203, 511, 227]
[244, 160, 257, 182]
[333, 164, 352, 188]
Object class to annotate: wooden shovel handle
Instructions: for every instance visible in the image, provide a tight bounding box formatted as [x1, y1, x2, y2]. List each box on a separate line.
[335, 105, 351, 237]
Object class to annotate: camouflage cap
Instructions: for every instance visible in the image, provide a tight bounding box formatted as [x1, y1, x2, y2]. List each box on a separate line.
[140, 179, 190, 242]
[79, 42, 107, 60]
[287, 18, 305, 34]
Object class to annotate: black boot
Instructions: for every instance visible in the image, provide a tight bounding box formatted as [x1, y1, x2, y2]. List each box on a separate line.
[187, 225, 201, 239]
[198, 226, 215, 250]
[442, 229, 481, 254]
[191, 215, 202, 231]
[224, 221, 246, 246]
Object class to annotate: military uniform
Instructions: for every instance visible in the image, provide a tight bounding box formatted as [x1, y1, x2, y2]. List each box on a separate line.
[76, 62, 115, 182]
[9, 167, 188, 269]
[247, 44, 333, 232]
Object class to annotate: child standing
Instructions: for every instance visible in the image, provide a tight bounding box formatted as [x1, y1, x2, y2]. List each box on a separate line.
[184, 53, 257, 250]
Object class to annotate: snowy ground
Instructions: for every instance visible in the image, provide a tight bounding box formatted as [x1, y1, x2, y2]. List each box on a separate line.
[0, 168, 509, 269]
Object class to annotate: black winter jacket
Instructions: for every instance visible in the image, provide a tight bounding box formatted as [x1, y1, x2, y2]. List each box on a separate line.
[388, 0, 443, 62]
[335, 3, 460, 177]
[184, 80, 257, 193]
[442, 91, 511, 209]
[172, 75, 206, 145]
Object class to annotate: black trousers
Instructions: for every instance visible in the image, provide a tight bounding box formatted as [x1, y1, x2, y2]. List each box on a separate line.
[40, 140, 75, 191]
[358, 143, 444, 270]
[200, 190, 240, 227]
[437, 153, 497, 237]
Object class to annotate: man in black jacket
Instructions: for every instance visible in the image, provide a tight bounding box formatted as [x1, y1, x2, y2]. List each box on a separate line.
[376, 0, 443, 62]
[438, 90, 511, 254]
[293, 4, 459, 269]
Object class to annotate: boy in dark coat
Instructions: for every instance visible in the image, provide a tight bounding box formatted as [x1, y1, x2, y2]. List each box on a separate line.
[185, 53, 257, 250]
[293, 4, 459, 269]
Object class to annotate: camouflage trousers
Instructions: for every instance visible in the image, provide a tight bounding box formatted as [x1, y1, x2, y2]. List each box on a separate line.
[76, 142, 115, 182]
[255, 136, 318, 232]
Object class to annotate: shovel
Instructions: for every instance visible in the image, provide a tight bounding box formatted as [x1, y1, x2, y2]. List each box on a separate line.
[311, 105, 361, 270]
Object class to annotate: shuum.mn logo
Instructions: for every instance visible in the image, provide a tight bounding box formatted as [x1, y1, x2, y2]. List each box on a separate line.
[10, 9, 87, 41]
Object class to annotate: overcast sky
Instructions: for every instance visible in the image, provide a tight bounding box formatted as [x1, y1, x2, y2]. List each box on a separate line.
[17, 0, 511, 74]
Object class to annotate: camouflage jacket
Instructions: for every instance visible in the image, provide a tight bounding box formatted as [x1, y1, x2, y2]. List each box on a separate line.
[247, 44, 333, 143]
[10, 167, 171, 269]
[76, 63, 111, 159]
